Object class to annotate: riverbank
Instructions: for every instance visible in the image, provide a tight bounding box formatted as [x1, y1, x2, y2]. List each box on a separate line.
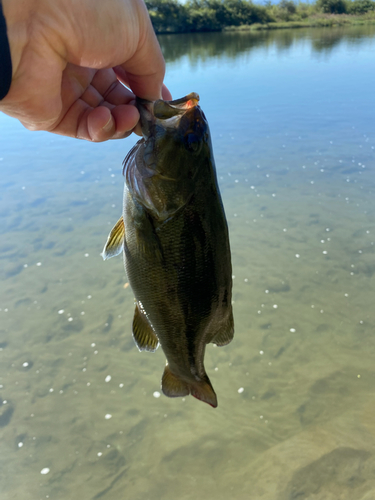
[225, 13, 375, 31]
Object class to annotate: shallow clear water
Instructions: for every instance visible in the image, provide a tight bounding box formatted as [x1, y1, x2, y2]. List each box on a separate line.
[1, 25, 375, 500]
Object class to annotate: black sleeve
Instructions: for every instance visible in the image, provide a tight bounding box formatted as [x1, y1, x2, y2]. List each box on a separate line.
[0, 0, 12, 100]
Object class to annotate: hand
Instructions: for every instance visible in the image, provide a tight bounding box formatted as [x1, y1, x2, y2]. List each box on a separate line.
[0, 0, 171, 141]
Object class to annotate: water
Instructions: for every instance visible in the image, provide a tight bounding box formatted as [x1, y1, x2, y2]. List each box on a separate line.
[1, 25, 375, 500]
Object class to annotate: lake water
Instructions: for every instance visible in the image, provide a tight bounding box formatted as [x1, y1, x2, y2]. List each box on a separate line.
[1, 25, 375, 500]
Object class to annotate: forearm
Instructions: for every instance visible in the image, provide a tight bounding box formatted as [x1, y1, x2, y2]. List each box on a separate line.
[1, 0, 39, 103]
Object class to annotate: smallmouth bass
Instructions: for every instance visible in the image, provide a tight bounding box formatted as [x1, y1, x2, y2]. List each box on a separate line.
[102, 93, 234, 407]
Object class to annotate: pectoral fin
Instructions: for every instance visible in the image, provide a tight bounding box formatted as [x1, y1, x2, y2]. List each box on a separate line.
[132, 303, 159, 352]
[211, 312, 234, 346]
[134, 227, 164, 262]
[132, 201, 164, 262]
[101, 216, 125, 260]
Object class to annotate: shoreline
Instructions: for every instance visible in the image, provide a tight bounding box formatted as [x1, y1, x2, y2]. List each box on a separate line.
[153, 13, 375, 35]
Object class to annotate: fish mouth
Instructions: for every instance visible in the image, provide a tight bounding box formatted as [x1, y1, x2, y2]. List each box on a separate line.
[136, 93, 200, 139]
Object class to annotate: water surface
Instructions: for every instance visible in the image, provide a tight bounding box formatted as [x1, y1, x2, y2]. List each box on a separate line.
[1, 25, 375, 500]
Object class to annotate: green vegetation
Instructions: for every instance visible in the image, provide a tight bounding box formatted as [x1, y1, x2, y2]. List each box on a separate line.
[145, 0, 375, 33]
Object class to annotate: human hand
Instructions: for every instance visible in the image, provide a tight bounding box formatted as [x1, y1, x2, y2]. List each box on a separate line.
[0, 0, 171, 141]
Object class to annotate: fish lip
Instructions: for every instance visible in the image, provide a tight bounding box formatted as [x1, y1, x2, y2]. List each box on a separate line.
[167, 93, 200, 106]
[136, 92, 200, 114]
[135, 93, 200, 139]
[156, 92, 200, 112]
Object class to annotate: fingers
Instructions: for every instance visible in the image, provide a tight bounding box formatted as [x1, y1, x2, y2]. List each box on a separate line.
[82, 82, 172, 141]
[52, 94, 140, 141]
[50, 66, 140, 141]
[20, 60, 171, 141]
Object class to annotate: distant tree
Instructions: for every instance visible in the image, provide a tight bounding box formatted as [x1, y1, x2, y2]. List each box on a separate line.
[275, 0, 297, 20]
[145, 0, 188, 32]
[317, 0, 347, 13]
[279, 0, 297, 14]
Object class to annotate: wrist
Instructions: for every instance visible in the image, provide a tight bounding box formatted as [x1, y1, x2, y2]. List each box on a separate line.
[1, 0, 35, 83]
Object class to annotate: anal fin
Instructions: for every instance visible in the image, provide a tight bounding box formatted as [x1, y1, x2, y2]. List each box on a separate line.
[101, 216, 125, 260]
[132, 303, 159, 352]
[211, 312, 234, 347]
[161, 365, 189, 398]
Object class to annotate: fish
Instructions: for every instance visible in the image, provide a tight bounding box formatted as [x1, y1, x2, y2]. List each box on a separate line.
[102, 93, 234, 408]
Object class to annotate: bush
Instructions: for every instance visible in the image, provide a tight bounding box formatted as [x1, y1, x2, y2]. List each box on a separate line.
[186, 0, 272, 27]
[347, 0, 375, 13]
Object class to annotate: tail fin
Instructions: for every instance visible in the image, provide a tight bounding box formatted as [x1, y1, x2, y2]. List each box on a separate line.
[190, 379, 218, 408]
[161, 365, 218, 408]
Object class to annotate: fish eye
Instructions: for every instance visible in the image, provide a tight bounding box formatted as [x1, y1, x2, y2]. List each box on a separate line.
[185, 133, 200, 153]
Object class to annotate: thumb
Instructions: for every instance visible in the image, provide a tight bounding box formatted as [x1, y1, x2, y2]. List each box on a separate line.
[114, 15, 165, 101]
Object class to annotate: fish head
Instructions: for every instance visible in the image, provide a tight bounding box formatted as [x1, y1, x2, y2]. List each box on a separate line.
[134, 93, 212, 219]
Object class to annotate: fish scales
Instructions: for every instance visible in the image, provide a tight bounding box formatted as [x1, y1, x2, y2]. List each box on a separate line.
[102, 93, 234, 407]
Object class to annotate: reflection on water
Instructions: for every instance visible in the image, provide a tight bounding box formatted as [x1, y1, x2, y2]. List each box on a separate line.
[1, 25, 375, 500]
[159, 24, 375, 64]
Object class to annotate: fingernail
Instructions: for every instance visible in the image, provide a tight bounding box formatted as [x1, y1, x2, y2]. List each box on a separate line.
[102, 114, 114, 132]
